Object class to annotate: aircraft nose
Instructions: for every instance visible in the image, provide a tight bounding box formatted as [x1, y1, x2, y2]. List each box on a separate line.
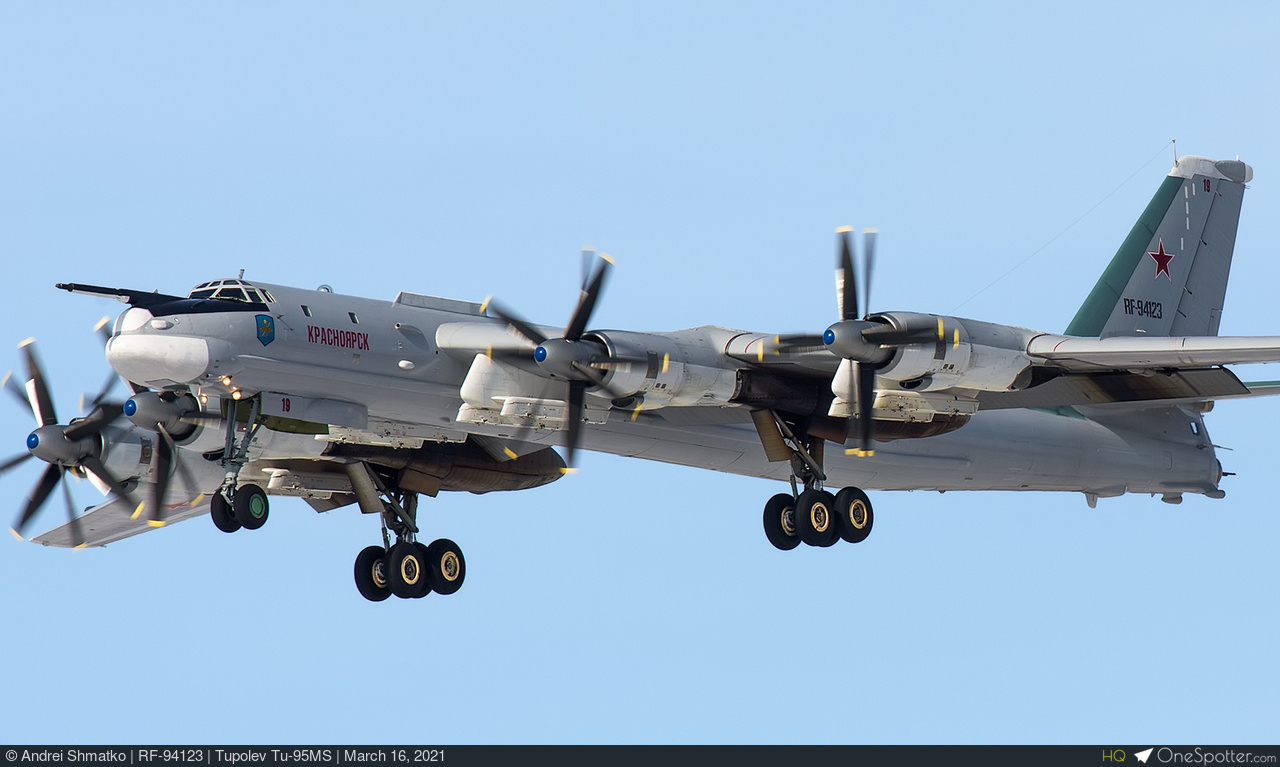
[106, 332, 212, 387]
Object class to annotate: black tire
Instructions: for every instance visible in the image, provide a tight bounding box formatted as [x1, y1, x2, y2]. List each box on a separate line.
[795, 489, 837, 547]
[233, 484, 269, 530]
[412, 542, 434, 598]
[835, 486, 874, 544]
[354, 545, 391, 602]
[210, 492, 240, 533]
[426, 538, 466, 596]
[388, 541, 430, 599]
[762, 493, 801, 551]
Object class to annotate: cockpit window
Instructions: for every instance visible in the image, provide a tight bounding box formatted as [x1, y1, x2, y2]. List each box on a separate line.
[216, 287, 249, 302]
[186, 279, 271, 304]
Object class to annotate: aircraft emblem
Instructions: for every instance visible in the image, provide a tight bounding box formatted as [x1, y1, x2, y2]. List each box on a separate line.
[1148, 238, 1174, 280]
[256, 314, 275, 346]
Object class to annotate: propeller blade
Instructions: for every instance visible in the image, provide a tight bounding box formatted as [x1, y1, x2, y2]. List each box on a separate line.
[852, 361, 877, 457]
[569, 360, 629, 400]
[486, 300, 549, 347]
[159, 424, 205, 509]
[564, 381, 585, 467]
[564, 254, 612, 341]
[94, 316, 112, 346]
[80, 455, 141, 518]
[3, 371, 30, 412]
[579, 247, 596, 292]
[0, 451, 34, 476]
[13, 463, 62, 538]
[862, 228, 877, 319]
[20, 340, 58, 427]
[860, 324, 939, 346]
[62, 403, 124, 442]
[837, 227, 858, 321]
[149, 433, 173, 524]
[60, 469, 84, 548]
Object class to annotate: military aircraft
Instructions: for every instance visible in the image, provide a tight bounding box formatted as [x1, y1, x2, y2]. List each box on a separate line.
[6, 154, 1279, 603]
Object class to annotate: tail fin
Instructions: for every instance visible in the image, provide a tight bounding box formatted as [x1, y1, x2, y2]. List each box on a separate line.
[1065, 155, 1251, 338]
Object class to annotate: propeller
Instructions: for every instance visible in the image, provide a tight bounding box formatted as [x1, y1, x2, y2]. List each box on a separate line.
[482, 249, 631, 467]
[122, 390, 207, 525]
[824, 227, 962, 456]
[3, 338, 141, 546]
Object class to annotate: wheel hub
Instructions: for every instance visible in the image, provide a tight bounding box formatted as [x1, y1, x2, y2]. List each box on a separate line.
[440, 551, 459, 582]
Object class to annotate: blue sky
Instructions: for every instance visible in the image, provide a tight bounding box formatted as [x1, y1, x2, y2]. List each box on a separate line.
[2, 1, 1277, 744]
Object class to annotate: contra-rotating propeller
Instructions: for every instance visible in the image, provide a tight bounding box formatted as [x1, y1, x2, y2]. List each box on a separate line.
[1, 338, 140, 546]
[822, 227, 945, 457]
[481, 249, 632, 467]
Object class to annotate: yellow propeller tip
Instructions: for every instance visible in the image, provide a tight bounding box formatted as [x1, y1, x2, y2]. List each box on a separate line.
[18, 337, 36, 349]
[74, 542, 89, 550]
[864, 227, 879, 234]
[600, 252, 616, 265]
[130, 502, 145, 520]
[9, 528, 24, 541]
[559, 467, 579, 475]
[190, 494, 205, 507]
[836, 225, 853, 233]
[147, 520, 166, 528]
[845, 448, 876, 457]
[94, 316, 111, 331]
[479, 295, 492, 313]
[502, 447, 518, 460]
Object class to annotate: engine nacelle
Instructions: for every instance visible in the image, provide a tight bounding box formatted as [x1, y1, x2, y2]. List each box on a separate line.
[583, 330, 738, 409]
[868, 312, 1035, 393]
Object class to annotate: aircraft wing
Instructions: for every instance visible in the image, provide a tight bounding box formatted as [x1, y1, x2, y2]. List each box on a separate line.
[1026, 334, 1280, 371]
[30, 493, 211, 548]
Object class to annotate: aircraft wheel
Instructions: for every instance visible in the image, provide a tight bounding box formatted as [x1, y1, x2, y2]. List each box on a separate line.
[388, 541, 430, 599]
[412, 542, 434, 598]
[426, 538, 466, 596]
[762, 493, 801, 551]
[210, 492, 240, 533]
[354, 545, 391, 602]
[835, 487, 874, 544]
[234, 484, 269, 530]
[795, 489, 837, 547]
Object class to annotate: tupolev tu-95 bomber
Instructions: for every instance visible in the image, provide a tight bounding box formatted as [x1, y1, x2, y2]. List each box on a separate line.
[5, 154, 1279, 603]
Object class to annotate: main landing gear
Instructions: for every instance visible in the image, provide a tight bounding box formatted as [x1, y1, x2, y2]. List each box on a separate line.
[346, 462, 466, 603]
[755, 412, 874, 551]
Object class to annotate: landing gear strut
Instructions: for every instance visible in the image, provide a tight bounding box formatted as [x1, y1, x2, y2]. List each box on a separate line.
[346, 461, 467, 603]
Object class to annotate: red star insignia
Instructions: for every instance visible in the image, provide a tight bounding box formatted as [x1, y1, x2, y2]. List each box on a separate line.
[1148, 238, 1174, 280]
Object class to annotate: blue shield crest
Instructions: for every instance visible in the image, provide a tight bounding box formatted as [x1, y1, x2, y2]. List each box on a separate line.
[256, 314, 275, 346]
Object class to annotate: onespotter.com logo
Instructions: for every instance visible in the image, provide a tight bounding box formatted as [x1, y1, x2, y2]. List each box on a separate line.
[1111, 747, 1277, 765]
